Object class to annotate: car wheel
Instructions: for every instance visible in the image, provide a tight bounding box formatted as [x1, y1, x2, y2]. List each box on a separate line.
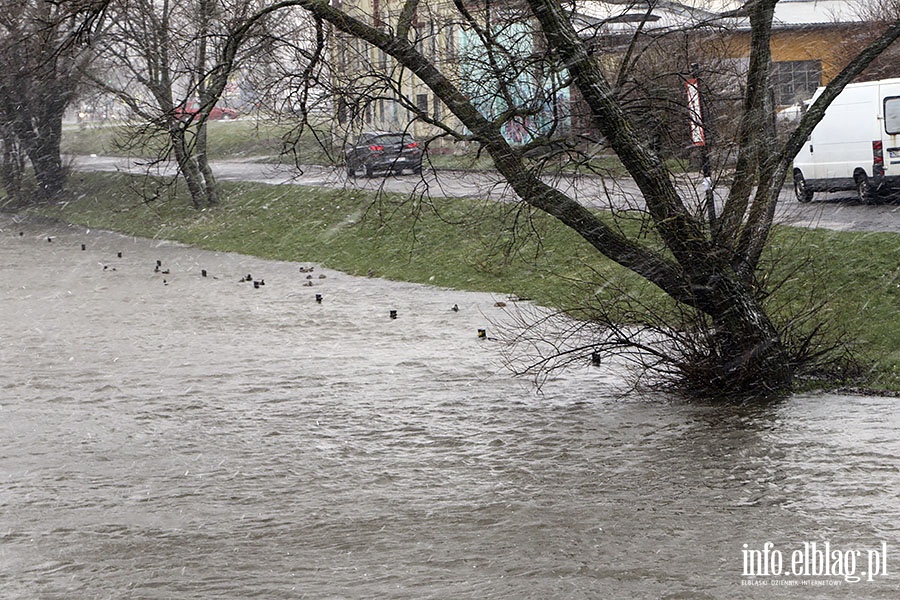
[856, 173, 873, 205]
[413, 163, 422, 175]
[793, 170, 813, 203]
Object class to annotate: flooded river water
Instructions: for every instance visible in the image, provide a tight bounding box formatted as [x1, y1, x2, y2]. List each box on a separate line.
[2, 213, 898, 599]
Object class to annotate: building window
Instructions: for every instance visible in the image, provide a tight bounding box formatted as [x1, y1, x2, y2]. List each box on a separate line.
[433, 94, 442, 121]
[444, 23, 456, 59]
[417, 93, 429, 114]
[772, 60, 821, 106]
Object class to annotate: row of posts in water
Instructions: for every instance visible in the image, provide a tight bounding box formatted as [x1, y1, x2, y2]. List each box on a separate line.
[58, 235, 497, 339]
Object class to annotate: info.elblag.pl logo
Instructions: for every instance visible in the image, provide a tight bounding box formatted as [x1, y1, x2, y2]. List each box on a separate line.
[741, 541, 889, 585]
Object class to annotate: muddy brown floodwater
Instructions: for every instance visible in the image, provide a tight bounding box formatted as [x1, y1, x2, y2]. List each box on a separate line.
[2, 213, 899, 599]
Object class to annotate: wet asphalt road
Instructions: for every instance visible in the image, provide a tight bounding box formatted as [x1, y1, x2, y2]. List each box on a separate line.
[70, 155, 900, 234]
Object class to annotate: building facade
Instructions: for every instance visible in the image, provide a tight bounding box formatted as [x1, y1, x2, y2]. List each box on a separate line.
[330, 0, 571, 149]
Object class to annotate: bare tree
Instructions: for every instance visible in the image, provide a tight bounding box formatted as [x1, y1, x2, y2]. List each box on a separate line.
[230, 0, 900, 399]
[0, 0, 102, 205]
[83, 0, 285, 208]
[234, 9, 330, 166]
[841, 0, 900, 80]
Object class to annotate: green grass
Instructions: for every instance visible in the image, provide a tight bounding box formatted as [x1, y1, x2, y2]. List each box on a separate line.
[33, 170, 900, 393]
[764, 227, 900, 391]
[62, 119, 311, 161]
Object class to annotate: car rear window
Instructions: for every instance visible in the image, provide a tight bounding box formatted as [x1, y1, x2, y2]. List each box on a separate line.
[372, 134, 412, 145]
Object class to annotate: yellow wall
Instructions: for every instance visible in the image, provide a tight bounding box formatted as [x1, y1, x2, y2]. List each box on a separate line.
[718, 25, 858, 85]
[771, 28, 857, 83]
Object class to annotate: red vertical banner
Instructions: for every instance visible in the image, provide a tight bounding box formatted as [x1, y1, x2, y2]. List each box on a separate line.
[686, 78, 705, 147]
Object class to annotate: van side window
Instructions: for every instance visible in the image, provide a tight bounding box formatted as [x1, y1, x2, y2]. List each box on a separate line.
[885, 97, 900, 134]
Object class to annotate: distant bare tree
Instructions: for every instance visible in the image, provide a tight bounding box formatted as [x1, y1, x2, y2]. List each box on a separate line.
[83, 0, 287, 208]
[0, 0, 103, 205]
[231, 9, 329, 165]
[845, 0, 900, 79]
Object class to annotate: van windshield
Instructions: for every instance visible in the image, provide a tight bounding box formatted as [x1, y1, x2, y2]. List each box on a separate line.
[885, 96, 900, 135]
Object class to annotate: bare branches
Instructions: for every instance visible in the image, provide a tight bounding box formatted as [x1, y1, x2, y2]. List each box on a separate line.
[716, 0, 776, 247]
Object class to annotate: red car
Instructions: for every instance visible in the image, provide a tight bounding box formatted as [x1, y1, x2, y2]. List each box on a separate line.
[173, 102, 239, 121]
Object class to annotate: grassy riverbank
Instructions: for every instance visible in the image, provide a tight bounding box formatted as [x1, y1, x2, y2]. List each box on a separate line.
[24, 169, 900, 393]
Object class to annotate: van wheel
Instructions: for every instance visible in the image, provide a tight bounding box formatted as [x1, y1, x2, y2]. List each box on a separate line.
[856, 174, 873, 205]
[793, 171, 813, 203]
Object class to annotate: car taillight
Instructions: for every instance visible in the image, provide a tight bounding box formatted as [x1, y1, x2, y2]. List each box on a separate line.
[405, 142, 418, 149]
[873, 140, 885, 175]
[369, 145, 384, 151]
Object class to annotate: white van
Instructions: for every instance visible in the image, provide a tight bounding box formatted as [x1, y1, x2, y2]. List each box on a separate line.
[792, 77, 900, 204]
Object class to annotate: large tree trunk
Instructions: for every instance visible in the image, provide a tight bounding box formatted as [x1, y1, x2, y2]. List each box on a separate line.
[711, 302, 792, 398]
[28, 127, 66, 201]
[9, 116, 67, 202]
[34, 91, 69, 200]
[691, 267, 793, 397]
[2, 88, 69, 202]
[0, 126, 26, 205]
[195, 122, 220, 206]
[170, 126, 209, 209]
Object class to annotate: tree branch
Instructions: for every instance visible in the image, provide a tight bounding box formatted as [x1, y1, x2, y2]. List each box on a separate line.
[244, 0, 697, 304]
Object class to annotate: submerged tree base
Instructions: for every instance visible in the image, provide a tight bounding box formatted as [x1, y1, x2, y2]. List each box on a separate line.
[499, 282, 866, 402]
[590, 327, 863, 402]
